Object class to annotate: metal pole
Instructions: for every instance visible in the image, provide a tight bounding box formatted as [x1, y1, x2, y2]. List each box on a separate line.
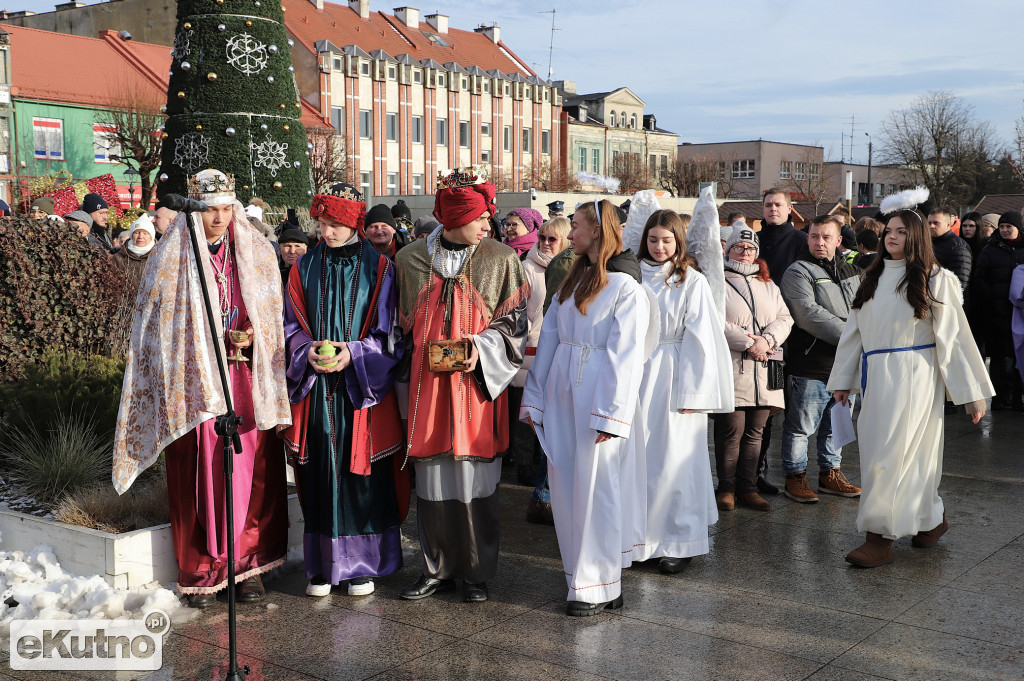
[183, 209, 247, 681]
[865, 133, 873, 206]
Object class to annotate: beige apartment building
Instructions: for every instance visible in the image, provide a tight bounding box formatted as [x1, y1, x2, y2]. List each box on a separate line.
[4, 0, 565, 197]
[560, 85, 678, 188]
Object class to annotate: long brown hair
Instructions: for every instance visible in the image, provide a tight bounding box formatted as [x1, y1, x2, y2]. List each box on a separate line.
[851, 209, 939, 319]
[638, 209, 696, 285]
[557, 199, 623, 314]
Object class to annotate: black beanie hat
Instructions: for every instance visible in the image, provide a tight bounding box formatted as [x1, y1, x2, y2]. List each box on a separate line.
[365, 203, 397, 229]
[82, 193, 109, 213]
[998, 210, 1022, 231]
[278, 227, 310, 246]
[391, 199, 412, 223]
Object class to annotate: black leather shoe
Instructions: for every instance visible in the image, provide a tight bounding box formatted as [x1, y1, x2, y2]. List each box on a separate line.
[658, 556, 692, 574]
[399, 575, 456, 601]
[566, 594, 623, 617]
[187, 593, 218, 608]
[757, 476, 780, 495]
[463, 581, 488, 603]
[236, 575, 265, 603]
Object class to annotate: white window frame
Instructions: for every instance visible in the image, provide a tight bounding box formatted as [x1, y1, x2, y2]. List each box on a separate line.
[332, 56, 343, 71]
[360, 171, 372, 196]
[436, 118, 448, 146]
[359, 110, 372, 139]
[522, 127, 531, 153]
[482, 80, 490, 94]
[503, 125, 511, 152]
[461, 76, 469, 90]
[481, 150, 491, 163]
[578, 147, 587, 173]
[412, 174, 424, 194]
[481, 122, 491, 136]
[359, 60, 371, 77]
[386, 112, 398, 142]
[331, 106, 344, 135]
[593, 149, 601, 174]
[93, 123, 119, 164]
[779, 160, 791, 179]
[387, 64, 397, 81]
[412, 68, 422, 84]
[459, 121, 470, 148]
[386, 173, 398, 196]
[33, 117, 64, 160]
[503, 82, 511, 96]
[732, 159, 756, 179]
[412, 115, 423, 144]
[437, 73, 446, 88]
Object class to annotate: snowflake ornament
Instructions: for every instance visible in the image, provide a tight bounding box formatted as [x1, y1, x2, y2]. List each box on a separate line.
[226, 33, 269, 76]
[173, 132, 210, 174]
[251, 133, 289, 177]
[172, 29, 193, 62]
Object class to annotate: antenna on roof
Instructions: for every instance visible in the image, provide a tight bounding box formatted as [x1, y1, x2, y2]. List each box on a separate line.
[539, 8, 559, 80]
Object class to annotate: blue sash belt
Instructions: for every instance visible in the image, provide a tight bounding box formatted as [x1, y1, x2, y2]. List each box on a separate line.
[860, 343, 936, 392]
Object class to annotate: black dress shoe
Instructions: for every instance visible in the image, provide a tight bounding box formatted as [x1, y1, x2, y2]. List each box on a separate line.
[566, 594, 623, 617]
[463, 581, 488, 603]
[187, 593, 218, 608]
[399, 574, 456, 601]
[236, 575, 265, 603]
[757, 476, 780, 495]
[525, 498, 554, 525]
[658, 556, 692, 574]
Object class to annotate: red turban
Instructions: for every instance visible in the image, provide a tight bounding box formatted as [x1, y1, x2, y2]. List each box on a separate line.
[311, 183, 366, 233]
[433, 178, 496, 231]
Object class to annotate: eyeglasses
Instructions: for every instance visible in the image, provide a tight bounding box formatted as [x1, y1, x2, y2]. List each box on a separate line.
[538, 234, 560, 243]
[29, 208, 46, 215]
[730, 245, 757, 254]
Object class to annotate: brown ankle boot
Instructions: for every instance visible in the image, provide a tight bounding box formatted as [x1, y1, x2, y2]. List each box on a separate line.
[715, 491, 735, 511]
[911, 513, 948, 548]
[845, 532, 894, 568]
[736, 492, 771, 512]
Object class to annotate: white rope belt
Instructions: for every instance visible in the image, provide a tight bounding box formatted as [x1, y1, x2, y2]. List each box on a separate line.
[563, 342, 607, 384]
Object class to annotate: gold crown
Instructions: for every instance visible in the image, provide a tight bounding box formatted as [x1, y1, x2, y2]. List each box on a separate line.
[187, 171, 236, 196]
[437, 167, 479, 190]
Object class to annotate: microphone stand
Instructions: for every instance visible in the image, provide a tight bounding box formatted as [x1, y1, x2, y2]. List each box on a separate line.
[182, 205, 249, 681]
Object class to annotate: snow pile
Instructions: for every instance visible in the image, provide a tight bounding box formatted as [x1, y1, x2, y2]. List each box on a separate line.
[0, 534, 194, 638]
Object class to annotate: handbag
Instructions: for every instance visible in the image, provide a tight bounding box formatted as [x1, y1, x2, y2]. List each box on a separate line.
[427, 339, 471, 372]
[726, 279, 786, 390]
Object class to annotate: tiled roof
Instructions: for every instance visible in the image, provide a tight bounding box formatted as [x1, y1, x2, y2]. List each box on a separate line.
[3, 24, 168, 107]
[2, 23, 330, 129]
[973, 194, 1024, 216]
[282, 0, 534, 77]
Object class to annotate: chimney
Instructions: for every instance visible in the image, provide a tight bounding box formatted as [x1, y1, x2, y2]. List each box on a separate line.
[348, 0, 370, 19]
[394, 7, 419, 28]
[474, 23, 500, 43]
[553, 80, 576, 95]
[310, 0, 324, 9]
[425, 12, 447, 34]
[56, 2, 86, 9]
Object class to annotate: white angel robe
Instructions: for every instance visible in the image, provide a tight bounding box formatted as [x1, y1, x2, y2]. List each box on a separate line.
[522, 272, 651, 604]
[826, 261, 994, 539]
[635, 263, 733, 561]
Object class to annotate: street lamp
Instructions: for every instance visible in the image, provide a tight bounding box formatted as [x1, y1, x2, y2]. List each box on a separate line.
[124, 167, 140, 208]
[864, 132, 873, 206]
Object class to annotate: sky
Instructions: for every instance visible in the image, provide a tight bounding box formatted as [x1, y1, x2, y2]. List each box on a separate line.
[4, 0, 1023, 164]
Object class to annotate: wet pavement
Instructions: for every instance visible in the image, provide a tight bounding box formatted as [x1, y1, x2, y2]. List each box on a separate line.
[4, 409, 1024, 681]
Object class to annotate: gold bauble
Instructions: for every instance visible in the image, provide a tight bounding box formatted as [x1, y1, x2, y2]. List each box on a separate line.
[273, 181, 283, 190]
[161, 133, 169, 139]
[183, 22, 191, 29]
[245, 21, 252, 27]
[216, 0, 224, 4]
[243, 185, 250, 190]
[177, 91, 186, 99]
[294, 102, 301, 109]
[207, 72, 218, 82]
[195, 124, 203, 131]
[279, 104, 286, 110]
[283, 124, 290, 131]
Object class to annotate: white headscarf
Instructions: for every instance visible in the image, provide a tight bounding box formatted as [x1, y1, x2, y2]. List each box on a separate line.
[126, 213, 156, 257]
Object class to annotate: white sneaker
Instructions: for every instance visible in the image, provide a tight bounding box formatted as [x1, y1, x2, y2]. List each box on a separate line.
[348, 577, 374, 596]
[305, 579, 331, 597]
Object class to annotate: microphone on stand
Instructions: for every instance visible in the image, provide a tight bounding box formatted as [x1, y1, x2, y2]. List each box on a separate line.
[161, 193, 210, 214]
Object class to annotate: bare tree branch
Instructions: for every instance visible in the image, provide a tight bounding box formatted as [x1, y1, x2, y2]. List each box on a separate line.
[307, 126, 347, 192]
[97, 86, 165, 208]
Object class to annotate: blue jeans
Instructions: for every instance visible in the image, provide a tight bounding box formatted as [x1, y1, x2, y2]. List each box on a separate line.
[780, 375, 848, 475]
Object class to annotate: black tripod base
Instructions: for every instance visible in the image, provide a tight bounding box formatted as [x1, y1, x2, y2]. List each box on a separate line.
[225, 666, 250, 681]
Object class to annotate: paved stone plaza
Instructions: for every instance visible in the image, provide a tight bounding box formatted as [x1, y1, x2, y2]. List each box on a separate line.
[3, 411, 1023, 681]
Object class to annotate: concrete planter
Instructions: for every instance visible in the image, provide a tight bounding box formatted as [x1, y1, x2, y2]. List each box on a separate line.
[0, 494, 303, 589]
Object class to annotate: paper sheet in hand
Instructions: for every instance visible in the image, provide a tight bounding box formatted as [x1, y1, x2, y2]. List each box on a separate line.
[831, 401, 856, 449]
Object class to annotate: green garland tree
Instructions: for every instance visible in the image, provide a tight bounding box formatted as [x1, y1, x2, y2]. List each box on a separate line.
[158, 0, 313, 206]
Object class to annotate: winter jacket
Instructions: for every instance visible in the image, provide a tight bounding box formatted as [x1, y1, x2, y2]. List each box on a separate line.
[1010, 265, 1024, 381]
[931, 230, 972, 295]
[758, 220, 807, 283]
[112, 248, 150, 291]
[971, 233, 1024, 355]
[780, 250, 861, 381]
[723, 262, 793, 409]
[513, 244, 554, 388]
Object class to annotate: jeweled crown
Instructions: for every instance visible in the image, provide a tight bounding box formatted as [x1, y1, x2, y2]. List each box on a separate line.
[187, 171, 236, 197]
[437, 167, 480, 190]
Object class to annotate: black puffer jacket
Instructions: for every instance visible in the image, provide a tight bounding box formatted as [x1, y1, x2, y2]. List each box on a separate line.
[970, 233, 1024, 354]
[931, 230, 972, 294]
[758, 221, 807, 284]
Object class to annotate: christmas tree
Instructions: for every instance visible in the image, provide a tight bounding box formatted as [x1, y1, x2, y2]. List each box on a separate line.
[158, 0, 313, 206]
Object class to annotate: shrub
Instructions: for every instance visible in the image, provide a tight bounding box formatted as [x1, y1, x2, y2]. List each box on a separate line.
[0, 216, 134, 381]
[0, 351, 126, 444]
[53, 477, 169, 533]
[0, 409, 112, 505]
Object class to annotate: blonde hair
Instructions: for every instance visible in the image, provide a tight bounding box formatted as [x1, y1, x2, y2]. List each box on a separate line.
[557, 200, 623, 314]
[540, 216, 570, 242]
